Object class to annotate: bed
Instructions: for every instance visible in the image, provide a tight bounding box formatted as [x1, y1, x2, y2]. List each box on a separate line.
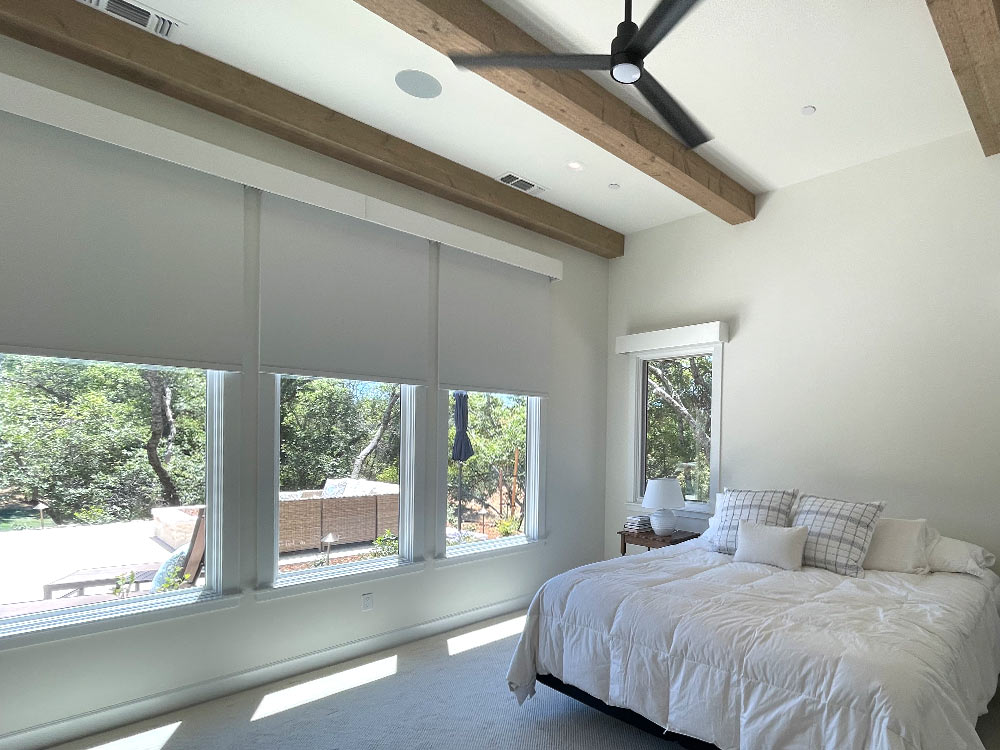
[507, 536, 1000, 750]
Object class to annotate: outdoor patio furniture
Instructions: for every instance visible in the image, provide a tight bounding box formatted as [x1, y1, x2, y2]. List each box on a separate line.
[41, 508, 207, 599]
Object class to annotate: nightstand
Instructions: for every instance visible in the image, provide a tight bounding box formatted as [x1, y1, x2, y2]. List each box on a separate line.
[618, 529, 699, 556]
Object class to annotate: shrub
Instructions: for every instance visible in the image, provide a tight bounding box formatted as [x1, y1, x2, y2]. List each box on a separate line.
[370, 529, 399, 557]
[495, 515, 523, 537]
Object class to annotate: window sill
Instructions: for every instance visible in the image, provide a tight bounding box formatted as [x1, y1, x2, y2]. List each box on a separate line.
[0, 589, 238, 650]
[626, 500, 713, 519]
[258, 557, 426, 601]
[436, 536, 543, 567]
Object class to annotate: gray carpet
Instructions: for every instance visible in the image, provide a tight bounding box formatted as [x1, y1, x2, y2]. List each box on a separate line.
[53, 611, 1000, 750]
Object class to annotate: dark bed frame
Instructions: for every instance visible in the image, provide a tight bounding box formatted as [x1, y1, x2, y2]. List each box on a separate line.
[536, 674, 719, 750]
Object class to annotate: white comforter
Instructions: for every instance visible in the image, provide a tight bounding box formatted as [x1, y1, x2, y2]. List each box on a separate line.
[508, 537, 1000, 750]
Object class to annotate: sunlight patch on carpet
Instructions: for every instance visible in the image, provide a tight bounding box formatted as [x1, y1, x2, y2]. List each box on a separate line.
[251, 655, 398, 721]
[82, 721, 182, 750]
[447, 616, 526, 655]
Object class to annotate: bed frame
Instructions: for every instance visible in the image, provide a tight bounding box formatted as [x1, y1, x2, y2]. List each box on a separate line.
[536, 674, 718, 749]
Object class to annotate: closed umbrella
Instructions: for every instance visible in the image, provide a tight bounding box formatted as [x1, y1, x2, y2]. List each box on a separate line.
[451, 392, 475, 539]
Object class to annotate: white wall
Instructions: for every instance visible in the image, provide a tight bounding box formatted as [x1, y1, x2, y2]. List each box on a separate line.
[606, 131, 1000, 559]
[0, 38, 609, 748]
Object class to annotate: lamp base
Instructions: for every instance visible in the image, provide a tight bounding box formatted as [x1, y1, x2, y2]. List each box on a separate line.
[650, 509, 677, 536]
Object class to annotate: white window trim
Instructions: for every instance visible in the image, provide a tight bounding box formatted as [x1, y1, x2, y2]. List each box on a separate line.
[260, 378, 418, 591]
[0, 366, 233, 642]
[629, 341, 724, 510]
[438, 390, 545, 559]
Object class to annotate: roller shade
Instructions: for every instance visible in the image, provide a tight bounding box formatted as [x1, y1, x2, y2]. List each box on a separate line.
[438, 244, 551, 395]
[259, 193, 431, 383]
[0, 112, 245, 369]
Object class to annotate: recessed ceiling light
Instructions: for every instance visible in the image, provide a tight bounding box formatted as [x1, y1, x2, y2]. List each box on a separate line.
[801, 105, 817, 116]
[608, 183, 621, 190]
[566, 161, 584, 171]
[395, 70, 442, 99]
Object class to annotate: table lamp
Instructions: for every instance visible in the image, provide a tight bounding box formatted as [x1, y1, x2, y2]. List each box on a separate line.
[642, 478, 686, 535]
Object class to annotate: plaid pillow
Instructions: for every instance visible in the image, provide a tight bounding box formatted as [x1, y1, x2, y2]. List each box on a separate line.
[711, 489, 798, 555]
[792, 495, 885, 577]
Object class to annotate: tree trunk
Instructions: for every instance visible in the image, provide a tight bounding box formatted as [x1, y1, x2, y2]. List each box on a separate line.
[351, 387, 400, 480]
[142, 371, 181, 505]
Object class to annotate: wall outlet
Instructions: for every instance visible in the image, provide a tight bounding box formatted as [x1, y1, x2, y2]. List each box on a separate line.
[361, 593, 374, 612]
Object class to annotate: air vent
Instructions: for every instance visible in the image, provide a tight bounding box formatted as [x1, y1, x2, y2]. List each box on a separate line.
[106, 0, 150, 26]
[74, 0, 181, 42]
[498, 172, 546, 195]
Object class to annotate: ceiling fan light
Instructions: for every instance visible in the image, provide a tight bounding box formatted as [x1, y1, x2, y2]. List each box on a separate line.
[611, 62, 642, 84]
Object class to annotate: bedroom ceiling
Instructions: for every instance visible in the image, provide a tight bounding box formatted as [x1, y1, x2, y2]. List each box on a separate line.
[129, 0, 970, 235]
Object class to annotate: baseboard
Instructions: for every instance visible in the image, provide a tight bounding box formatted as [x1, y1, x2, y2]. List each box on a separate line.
[1, 594, 532, 750]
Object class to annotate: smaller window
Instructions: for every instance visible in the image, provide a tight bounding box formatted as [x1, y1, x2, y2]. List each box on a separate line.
[641, 354, 714, 502]
[446, 390, 535, 550]
[276, 376, 404, 576]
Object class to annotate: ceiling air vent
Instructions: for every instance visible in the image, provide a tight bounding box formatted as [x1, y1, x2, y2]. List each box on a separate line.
[74, 0, 182, 42]
[498, 172, 546, 196]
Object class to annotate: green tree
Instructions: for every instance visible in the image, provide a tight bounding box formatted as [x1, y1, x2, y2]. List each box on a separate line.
[644, 355, 712, 501]
[0, 354, 206, 524]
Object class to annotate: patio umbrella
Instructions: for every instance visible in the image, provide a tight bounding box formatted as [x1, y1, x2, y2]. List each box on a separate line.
[451, 392, 475, 538]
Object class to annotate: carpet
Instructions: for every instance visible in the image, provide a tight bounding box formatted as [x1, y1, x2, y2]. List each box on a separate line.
[52, 611, 1000, 750]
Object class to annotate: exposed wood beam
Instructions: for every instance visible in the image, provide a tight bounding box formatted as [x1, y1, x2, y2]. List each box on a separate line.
[0, 0, 624, 259]
[927, 0, 1000, 156]
[354, 0, 756, 225]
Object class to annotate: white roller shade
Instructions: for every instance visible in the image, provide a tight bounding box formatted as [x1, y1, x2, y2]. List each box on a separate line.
[438, 244, 551, 395]
[259, 194, 431, 383]
[0, 112, 245, 369]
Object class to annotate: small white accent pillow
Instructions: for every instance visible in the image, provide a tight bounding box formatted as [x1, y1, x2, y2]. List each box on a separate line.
[733, 520, 808, 570]
[862, 518, 931, 574]
[927, 529, 996, 577]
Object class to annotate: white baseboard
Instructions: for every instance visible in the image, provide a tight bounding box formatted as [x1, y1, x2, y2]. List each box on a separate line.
[1, 594, 533, 750]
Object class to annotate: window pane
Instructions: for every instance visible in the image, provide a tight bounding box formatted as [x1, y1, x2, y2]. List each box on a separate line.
[277, 377, 401, 574]
[0, 353, 209, 619]
[447, 391, 528, 547]
[643, 355, 712, 502]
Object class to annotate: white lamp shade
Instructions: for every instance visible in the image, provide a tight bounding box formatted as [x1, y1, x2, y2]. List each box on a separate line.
[642, 478, 686, 510]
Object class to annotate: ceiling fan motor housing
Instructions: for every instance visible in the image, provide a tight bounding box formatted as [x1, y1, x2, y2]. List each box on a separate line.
[610, 20, 643, 83]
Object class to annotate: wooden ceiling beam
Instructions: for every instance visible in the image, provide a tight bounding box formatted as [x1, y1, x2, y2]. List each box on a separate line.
[354, 0, 756, 225]
[927, 0, 1000, 156]
[0, 0, 624, 258]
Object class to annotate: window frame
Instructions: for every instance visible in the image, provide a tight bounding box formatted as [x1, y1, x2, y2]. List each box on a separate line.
[632, 342, 724, 509]
[437, 389, 545, 559]
[259, 375, 419, 592]
[0, 358, 235, 644]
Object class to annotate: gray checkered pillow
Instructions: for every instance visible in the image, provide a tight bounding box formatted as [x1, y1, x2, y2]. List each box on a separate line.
[711, 489, 798, 555]
[792, 495, 885, 577]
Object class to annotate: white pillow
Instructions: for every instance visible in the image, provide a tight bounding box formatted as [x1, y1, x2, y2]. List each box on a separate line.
[733, 520, 808, 570]
[701, 513, 720, 543]
[927, 530, 996, 577]
[862, 518, 931, 574]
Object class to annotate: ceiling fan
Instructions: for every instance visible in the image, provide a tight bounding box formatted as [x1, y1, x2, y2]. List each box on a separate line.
[450, 0, 710, 149]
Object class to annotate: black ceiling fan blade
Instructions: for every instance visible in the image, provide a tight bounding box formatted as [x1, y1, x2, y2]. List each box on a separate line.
[634, 73, 710, 148]
[450, 53, 611, 71]
[627, 0, 702, 58]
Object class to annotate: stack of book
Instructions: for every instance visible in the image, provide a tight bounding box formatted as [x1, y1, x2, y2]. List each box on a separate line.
[624, 515, 652, 533]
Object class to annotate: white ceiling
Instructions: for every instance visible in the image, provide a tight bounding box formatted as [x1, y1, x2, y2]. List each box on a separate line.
[141, 0, 971, 235]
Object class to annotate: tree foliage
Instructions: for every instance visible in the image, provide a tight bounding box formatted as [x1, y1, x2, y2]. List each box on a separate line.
[0, 354, 206, 524]
[278, 378, 400, 491]
[447, 392, 527, 529]
[644, 355, 712, 501]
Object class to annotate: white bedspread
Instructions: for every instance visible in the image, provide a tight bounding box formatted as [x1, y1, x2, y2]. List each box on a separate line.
[508, 537, 1000, 750]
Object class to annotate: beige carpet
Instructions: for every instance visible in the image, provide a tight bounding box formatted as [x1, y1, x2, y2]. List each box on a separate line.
[53, 612, 1000, 750]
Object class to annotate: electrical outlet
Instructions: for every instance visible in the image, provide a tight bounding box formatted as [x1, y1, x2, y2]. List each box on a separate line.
[361, 593, 374, 612]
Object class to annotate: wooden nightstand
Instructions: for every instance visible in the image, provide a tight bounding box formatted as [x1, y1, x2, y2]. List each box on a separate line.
[618, 529, 699, 556]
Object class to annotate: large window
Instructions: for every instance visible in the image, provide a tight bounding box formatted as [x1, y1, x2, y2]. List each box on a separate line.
[445, 390, 537, 551]
[641, 354, 714, 502]
[276, 376, 405, 576]
[0, 353, 216, 620]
